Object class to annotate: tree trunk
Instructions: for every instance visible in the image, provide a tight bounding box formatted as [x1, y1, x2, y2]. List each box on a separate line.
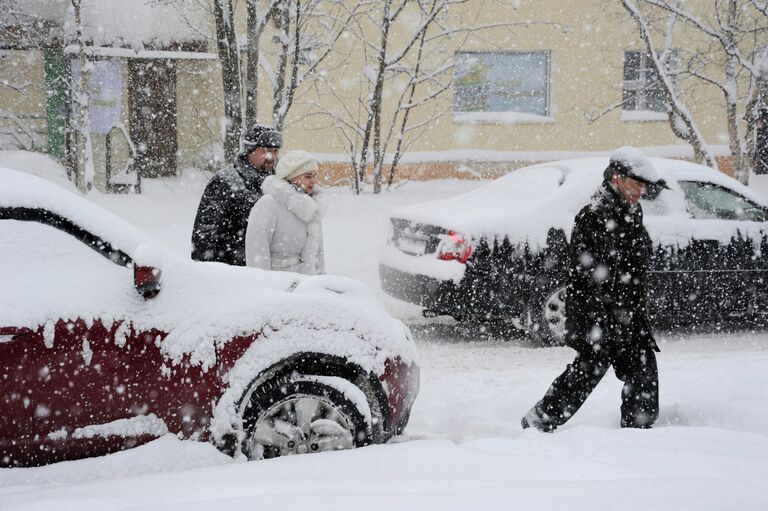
[366, 0, 392, 194]
[273, 0, 302, 131]
[272, 1, 291, 130]
[725, 0, 749, 184]
[245, 0, 263, 128]
[70, 0, 94, 193]
[388, 13, 430, 187]
[352, 141, 361, 194]
[213, 0, 243, 162]
[747, 77, 768, 174]
[726, 61, 749, 183]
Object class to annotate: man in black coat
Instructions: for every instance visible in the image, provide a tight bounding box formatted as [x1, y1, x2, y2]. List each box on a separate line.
[191, 125, 282, 265]
[522, 147, 666, 432]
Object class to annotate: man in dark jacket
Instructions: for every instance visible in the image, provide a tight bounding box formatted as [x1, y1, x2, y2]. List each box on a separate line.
[191, 125, 282, 265]
[521, 147, 666, 432]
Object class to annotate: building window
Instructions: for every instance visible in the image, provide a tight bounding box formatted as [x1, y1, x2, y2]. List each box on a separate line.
[622, 50, 669, 113]
[453, 51, 551, 119]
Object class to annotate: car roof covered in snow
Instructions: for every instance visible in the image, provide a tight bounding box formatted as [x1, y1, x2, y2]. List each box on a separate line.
[391, 157, 768, 246]
[1, 167, 157, 257]
[0, 150, 79, 193]
[523, 157, 766, 205]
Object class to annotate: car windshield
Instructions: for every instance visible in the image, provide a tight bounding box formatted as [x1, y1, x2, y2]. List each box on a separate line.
[678, 181, 768, 221]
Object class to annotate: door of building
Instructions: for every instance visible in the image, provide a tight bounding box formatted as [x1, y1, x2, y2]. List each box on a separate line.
[129, 59, 177, 178]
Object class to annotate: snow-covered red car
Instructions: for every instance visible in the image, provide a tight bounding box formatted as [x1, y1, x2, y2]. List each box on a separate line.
[380, 157, 768, 345]
[0, 169, 419, 467]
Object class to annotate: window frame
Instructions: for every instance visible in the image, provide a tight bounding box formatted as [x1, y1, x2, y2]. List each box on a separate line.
[452, 50, 552, 119]
[622, 49, 677, 116]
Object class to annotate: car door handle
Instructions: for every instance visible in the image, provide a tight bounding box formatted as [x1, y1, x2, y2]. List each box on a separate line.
[0, 327, 36, 343]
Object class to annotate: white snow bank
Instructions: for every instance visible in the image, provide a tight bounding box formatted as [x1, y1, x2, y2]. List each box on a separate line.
[0, 151, 77, 193]
[72, 414, 168, 440]
[140, 168, 214, 195]
[0, 435, 233, 487]
[2, 420, 767, 510]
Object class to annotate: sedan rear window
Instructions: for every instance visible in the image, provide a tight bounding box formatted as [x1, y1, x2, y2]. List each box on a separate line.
[678, 181, 768, 222]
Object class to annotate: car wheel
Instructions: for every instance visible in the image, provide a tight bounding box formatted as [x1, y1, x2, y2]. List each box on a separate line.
[241, 377, 370, 460]
[531, 286, 567, 346]
[394, 408, 411, 436]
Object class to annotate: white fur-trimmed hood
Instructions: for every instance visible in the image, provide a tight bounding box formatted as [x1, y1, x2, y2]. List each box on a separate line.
[262, 175, 320, 224]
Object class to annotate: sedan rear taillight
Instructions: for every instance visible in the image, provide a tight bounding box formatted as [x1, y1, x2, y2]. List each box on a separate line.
[437, 230, 473, 263]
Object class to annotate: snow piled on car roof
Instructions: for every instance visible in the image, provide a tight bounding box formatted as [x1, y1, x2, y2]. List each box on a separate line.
[391, 157, 768, 247]
[0, 151, 78, 193]
[391, 157, 607, 246]
[1, 168, 158, 256]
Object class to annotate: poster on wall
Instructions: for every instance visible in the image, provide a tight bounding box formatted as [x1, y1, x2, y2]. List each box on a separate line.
[70, 59, 123, 135]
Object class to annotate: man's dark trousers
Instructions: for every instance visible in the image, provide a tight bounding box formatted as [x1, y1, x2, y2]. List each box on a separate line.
[535, 344, 659, 429]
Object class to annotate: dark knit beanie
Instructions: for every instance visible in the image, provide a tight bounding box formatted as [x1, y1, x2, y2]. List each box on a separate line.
[239, 124, 282, 157]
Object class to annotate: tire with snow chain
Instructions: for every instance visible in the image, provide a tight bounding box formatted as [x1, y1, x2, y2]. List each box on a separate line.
[530, 286, 568, 347]
[241, 377, 371, 460]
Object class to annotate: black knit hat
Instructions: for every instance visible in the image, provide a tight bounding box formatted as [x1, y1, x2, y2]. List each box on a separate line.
[240, 124, 282, 156]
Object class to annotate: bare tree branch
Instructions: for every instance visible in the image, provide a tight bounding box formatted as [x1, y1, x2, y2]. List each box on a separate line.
[622, 0, 719, 169]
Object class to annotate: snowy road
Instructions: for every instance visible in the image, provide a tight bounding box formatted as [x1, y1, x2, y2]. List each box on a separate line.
[3, 324, 767, 511]
[410, 320, 768, 438]
[2, 176, 768, 510]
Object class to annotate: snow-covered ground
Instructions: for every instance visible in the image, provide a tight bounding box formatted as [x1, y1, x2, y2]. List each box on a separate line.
[3, 171, 768, 510]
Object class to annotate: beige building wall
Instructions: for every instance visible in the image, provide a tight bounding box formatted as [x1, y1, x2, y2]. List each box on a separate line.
[1, 0, 752, 185]
[236, 0, 746, 185]
[0, 49, 225, 189]
[175, 59, 224, 172]
[256, 0, 741, 181]
[0, 49, 48, 151]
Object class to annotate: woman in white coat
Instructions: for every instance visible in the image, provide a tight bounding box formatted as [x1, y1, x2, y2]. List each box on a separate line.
[245, 150, 324, 275]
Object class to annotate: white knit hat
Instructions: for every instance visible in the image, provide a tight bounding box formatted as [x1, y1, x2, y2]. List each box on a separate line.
[275, 150, 318, 181]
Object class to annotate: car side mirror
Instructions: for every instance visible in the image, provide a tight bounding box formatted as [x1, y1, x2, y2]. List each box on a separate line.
[133, 244, 163, 300]
[134, 264, 162, 299]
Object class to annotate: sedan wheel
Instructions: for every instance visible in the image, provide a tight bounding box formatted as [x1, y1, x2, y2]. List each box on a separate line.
[533, 286, 567, 346]
[243, 379, 369, 460]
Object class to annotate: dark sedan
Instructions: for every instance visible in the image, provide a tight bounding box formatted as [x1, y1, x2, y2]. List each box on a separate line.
[380, 157, 768, 345]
